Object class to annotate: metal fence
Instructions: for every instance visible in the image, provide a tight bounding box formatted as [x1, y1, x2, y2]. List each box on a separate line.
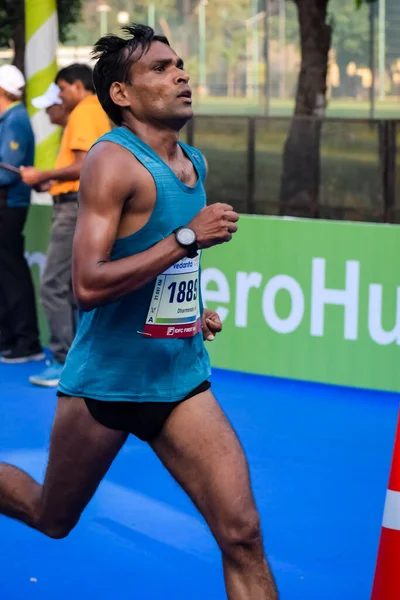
[182, 115, 400, 223]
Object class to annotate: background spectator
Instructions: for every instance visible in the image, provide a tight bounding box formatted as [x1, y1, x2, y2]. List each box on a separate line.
[22, 65, 111, 386]
[0, 64, 44, 364]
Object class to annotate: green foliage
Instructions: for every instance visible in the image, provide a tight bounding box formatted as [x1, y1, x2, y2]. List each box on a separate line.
[329, 0, 369, 67]
[327, 0, 378, 69]
[57, 0, 83, 43]
[205, 0, 250, 71]
[61, 0, 177, 47]
[0, 0, 83, 48]
[355, 0, 376, 8]
[0, 0, 21, 48]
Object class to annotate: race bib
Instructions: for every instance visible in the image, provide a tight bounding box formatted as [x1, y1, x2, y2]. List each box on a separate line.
[143, 254, 201, 339]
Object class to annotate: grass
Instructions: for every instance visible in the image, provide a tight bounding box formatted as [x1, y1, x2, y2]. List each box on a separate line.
[192, 96, 400, 119]
[182, 116, 395, 220]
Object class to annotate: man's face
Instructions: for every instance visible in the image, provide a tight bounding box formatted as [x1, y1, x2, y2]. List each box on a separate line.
[57, 79, 82, 111]
[46, 104, 68, 127]
[113, 42, 192, 128]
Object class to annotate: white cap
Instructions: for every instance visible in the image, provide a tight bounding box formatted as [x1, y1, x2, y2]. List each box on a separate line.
[0, 64, 25, 97]
[32, 82, 62, 109]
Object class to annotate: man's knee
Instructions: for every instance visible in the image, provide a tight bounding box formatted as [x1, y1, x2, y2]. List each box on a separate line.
[40, 276, 53, 308]
[40, 276, 69, 312]
[37, 514, 80, 540]
[216, 508, 263, 557]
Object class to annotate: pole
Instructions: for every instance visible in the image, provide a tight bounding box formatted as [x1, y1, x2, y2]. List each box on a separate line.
[252, 0, 259, 101]
[369, 2, 376, 120]
[378, 0, 386, 100]
[100, 11, 107, 36]
[198, 0, 207, 95]
[263, 0, 270, 115]
[25, 0, 59, 171]
[246, 21, 252, 98]
[148, 3, 155, 30]
[279, 0, 286, 98]
[97, 4, 111, 37]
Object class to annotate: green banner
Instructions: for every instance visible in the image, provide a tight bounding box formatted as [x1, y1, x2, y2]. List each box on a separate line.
[24, 208, 400, 393]
[25, 205, 52, 344]
[201, 216, 400, 393]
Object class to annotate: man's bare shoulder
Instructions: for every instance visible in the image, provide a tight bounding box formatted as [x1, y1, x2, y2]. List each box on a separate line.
[84, 140, 143, 172]
[79, 140, 146, 205]
[81, 140, 146, 191]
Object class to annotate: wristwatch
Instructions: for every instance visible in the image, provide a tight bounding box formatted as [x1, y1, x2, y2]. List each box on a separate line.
[174, 226, 199, 258]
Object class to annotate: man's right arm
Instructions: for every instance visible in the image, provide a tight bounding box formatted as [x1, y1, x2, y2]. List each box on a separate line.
[73, 142, 239, 311]
[0, 118, 27, 187]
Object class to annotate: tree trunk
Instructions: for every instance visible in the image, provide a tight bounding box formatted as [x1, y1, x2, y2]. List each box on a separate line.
[11, 0, 25, 75]
[182, 0, 191, 58]
[279, 0, 331, 218]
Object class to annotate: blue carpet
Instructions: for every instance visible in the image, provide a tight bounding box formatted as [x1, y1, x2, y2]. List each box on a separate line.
[0, 358, 398, 599]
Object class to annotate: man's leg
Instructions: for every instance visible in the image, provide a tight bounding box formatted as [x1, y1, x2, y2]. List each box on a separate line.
[0, 396, 127, 538]
[150, 390, 279, 600]
[0, 208, 16, 350]
[0, 207, 42, 354]
[0, 284, 15, 350]
[40, 201, 78, 364]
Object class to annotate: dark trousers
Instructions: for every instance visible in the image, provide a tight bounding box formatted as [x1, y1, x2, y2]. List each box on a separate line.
[0, 206, 41, 352]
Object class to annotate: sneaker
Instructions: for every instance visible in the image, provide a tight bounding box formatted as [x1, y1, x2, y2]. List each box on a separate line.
[29, 360, 64, 387]
[0, 348, 45, 364]
[0, 341, 14, 356]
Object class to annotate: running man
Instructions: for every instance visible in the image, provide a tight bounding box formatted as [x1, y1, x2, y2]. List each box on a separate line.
[0, 25, 279, 600]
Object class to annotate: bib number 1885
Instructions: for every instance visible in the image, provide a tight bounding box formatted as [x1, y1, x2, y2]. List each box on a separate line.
[168, 279, 198, 304]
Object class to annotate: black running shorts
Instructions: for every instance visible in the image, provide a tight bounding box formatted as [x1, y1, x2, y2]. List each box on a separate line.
[57, 380, 211, 442]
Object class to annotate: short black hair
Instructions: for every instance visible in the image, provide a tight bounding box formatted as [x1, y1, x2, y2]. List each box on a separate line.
[92, 23, 170, 125]
[55, 64, 95, 93]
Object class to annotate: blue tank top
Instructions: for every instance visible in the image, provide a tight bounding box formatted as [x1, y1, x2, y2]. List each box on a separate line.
[58, 127, 211, 402]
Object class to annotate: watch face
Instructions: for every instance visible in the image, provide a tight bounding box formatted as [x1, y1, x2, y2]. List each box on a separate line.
[178, 228, 196, 246]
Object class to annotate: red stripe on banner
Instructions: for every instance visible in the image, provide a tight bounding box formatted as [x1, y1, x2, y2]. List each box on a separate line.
[143, 319, 202, 339]
[371, 527, 400, 599]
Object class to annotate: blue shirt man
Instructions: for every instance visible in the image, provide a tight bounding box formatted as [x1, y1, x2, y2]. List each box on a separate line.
[0, 73, 34, 207]
[0, 64, 43, 362]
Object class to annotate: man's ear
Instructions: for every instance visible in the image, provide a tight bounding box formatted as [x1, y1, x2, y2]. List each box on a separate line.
[75, 79, 86, 94]
[110, 81, 132, 108]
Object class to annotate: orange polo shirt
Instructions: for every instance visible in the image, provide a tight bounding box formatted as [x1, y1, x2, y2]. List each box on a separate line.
[51, 95, 111, 196]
